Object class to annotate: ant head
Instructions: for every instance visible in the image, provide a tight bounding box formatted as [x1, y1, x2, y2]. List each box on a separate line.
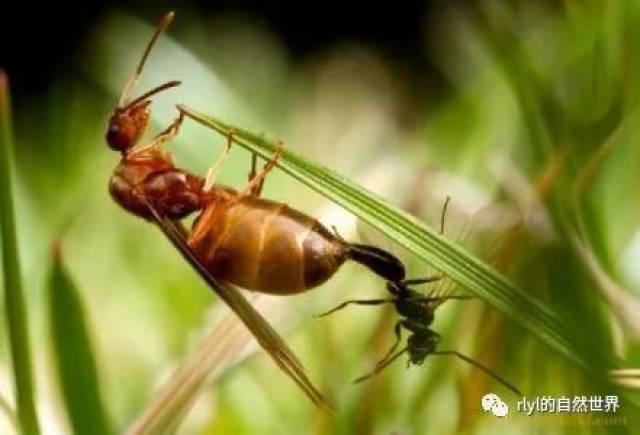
[106, 102, 150, 152]
[407, 332, 438, 365]
[107, 12, 179, 154]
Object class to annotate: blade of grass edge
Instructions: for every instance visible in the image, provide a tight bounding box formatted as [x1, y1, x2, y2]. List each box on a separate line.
[0, 71, 41, 435]
[178, 105, 586, 371]
[0, 391, 17, 432]
[48, 244, 111, 435]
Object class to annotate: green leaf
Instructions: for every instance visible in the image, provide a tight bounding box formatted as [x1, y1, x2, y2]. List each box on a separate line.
[0, 71, 41, 435]
[48, 245, 111, 435]
[178, 104, 587, 370]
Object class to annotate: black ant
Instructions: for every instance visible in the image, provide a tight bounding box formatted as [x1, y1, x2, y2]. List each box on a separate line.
[319, 198, 523, 397]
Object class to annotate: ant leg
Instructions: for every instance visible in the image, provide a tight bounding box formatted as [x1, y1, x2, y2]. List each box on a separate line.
[315, 298, 396, 318]
[247, 153, 266, 196]
[353, 347, 408, 384]
[400, 276, 441, 286]
[203, 131, 234, 192]
[129, 112, 185, 156]
[151, 112, 184, 144]
[417, 295, 475, 305]
[374, 321, 404, 369]
[241, 141, 283, 196]
[432, 350, 523, 397]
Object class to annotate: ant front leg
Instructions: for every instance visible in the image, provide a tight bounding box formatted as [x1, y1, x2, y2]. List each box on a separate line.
[203, 131, 234, 192]
[134, 112, 185, 156]
[151, 111, 184, 145]
[419, 295, 475, 304]
[374, 321, 405, 369]
[315, 298, 396, 318]
[241, 141, 283, 197]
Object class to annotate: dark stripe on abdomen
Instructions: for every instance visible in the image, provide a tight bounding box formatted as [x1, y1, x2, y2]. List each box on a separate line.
[302, 222, 347, 289]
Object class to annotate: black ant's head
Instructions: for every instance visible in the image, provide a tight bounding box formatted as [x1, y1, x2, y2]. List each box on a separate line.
[407, 332, 439, 365]
[106, 102, 151, 153]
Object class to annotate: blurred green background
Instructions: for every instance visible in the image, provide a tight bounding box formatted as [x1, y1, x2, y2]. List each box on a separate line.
[2, 1, 640, 434]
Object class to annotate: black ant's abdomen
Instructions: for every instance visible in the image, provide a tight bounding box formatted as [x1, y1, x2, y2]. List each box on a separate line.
[346, 243, 406, 282]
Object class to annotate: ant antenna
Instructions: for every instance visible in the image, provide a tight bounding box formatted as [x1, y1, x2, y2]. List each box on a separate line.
[119, 11, 175, 107]
[123, 80, 182, 109]
[440, 196, 451, 235]
[433, 350, 522, 397]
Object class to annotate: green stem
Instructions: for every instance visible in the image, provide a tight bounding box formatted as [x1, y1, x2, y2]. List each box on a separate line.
[0, 71, 41, 435]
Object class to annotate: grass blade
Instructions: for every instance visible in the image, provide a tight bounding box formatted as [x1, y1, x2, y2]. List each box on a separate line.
[127, 305, 257, 434]
[48, 244, 111, 435]
[179, 104, 587, 370]
[0, 71, 41, 435]
[0, 391, 17, 432]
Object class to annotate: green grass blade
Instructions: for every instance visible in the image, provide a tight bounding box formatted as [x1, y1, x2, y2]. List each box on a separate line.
[179, 104, 586, 370]
[48, 245, 111, 435]
[0, 71, 41, 435]
[0, 391, 17, 432]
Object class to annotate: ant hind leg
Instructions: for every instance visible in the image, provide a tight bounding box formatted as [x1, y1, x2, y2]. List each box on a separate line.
[375, 321, 404, 369]
[433, 350, 522, 397]
[353, 347, 408, 384]
[203, 131, 234, 192]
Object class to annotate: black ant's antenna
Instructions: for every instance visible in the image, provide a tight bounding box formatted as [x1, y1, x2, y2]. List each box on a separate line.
[440, 196, 451, 235]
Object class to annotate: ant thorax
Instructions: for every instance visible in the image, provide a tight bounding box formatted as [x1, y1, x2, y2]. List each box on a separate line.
[395, 291, 436, 326]
[109, 147, 204, 221]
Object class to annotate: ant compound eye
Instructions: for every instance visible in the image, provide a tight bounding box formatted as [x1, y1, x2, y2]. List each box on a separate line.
[106, 116, 135, 152]
[106, 123, 120, 140]
[106, 123, 126, 151]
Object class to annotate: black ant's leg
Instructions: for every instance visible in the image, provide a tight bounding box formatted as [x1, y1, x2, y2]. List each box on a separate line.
[432, 350, 523, 397]
[400, 276, 441, 286]
[374, 321, 404, 369]
[315, 298, 396, 318]
[418, 295, 475, 303]
[353, 347, 408, 384]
